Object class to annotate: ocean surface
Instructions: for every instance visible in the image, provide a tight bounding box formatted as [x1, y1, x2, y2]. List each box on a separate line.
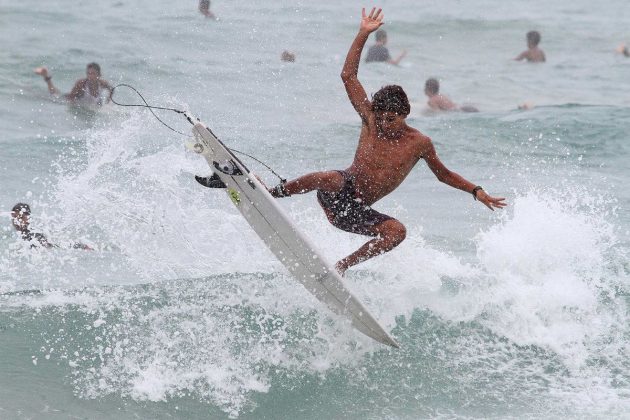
[1, 0, 630, 418]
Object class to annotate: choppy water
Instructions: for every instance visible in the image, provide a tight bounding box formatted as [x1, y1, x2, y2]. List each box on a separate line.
[1, 0, 629, 418]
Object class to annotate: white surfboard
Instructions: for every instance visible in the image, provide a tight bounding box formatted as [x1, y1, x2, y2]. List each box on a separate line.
[186, 114, 399, 348]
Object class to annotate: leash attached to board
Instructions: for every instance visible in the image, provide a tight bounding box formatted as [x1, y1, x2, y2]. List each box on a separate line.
[110, 84, 286, 183]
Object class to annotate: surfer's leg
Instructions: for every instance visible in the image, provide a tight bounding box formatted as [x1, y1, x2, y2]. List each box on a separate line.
[271, 171, 344, 197]
[335, 219, 406, 275]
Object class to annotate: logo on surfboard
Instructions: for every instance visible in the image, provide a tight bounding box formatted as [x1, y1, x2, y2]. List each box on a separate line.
[227, 188, 241, 206]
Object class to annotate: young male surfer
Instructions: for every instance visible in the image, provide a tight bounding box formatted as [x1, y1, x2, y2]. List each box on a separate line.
[265, 8, 506, 275]
[200, 8, 506, 275]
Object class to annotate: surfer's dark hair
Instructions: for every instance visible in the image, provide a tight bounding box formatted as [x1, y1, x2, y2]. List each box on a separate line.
[87, 62, 101, 76]
[425, 78, 440, 95]
[527, 31, 541, 46]
[12, 203, 31, 215]
[375, 29, 387, 42]
[372, 85, 410, 116]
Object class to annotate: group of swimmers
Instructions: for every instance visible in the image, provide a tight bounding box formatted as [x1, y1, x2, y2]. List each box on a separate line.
[359, 28, 547, 112]
[31, 13, 628, 114]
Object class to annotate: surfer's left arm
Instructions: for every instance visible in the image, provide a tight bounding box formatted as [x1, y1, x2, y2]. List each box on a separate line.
[421, 138, 507, 210]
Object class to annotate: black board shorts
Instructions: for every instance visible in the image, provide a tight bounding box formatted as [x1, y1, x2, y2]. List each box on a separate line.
[316, 170, 393, 237]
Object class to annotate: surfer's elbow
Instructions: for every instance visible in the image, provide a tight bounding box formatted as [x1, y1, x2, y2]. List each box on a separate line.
[340, 71, 356, 83]
[436, 170, 452, 183]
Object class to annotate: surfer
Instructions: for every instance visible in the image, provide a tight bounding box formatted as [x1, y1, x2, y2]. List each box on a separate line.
[10, 203, 92, 250]
[424, 78, 479, 113]
[267, 8, 506, 275]
[34, 62, 113, 106]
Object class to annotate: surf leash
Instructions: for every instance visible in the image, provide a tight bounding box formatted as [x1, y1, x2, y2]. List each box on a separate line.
[111, 84, 286, 182]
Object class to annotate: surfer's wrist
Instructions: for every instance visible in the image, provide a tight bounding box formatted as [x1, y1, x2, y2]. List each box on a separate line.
[472, 186, 483, 200]
[269, 182, 290, 198]
[44, 75, 52, 82]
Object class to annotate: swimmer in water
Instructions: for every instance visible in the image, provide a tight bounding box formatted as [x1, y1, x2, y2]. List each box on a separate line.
[424, 78, 479, 113]
[365, 29, 407, 65]
[514, 31, 546, 63]
[10, 203, 92, 250]
[34, 62, 113, 106]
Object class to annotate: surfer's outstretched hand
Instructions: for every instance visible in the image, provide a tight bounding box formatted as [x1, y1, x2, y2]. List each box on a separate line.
[476, 190, 507, 211]
[360, 7, 384, 33]
[34, 67, 49, 78]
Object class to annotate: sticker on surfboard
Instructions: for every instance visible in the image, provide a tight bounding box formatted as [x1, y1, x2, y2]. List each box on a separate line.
[227, 188, 241, 206]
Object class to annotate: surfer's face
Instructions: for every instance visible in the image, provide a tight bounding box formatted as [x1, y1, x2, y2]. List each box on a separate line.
[11, 210, 30, 231]
[375, 111, 405, 138]
[86, 68, 99, 81]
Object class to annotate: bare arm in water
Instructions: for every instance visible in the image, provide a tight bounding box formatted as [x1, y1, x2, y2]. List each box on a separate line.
[388, 49, 407, 65]
[34, 67, 61, 96]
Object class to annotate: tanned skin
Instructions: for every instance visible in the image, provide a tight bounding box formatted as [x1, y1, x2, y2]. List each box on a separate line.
[34, 65, 113, 103]
[274, 8, 506, 275]
[425, 91, 459, 111]
[515, 32, 546, 63]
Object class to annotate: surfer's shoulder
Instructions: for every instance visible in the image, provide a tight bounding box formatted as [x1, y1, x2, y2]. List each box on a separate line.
[405, 126, 430, 145]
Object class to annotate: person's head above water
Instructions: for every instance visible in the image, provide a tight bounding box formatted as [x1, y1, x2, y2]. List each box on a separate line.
[375, 29, 387, 44]
[281, 50, 296, 62]
[86, 62, 101, 81]
[11, 203, 31, 231]
[424, 78, 440, 96]
[527, 31, 541, 48]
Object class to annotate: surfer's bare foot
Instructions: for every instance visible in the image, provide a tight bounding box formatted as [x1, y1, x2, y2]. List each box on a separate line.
[335, 260, 348, 277]
[34, 67, 49, 78]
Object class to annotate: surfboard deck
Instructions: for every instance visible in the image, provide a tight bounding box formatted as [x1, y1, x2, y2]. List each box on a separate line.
[186, 114, 399, 348]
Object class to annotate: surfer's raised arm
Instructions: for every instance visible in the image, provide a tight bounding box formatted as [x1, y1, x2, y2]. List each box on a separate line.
[34, 67, 61, 96]
[341, 7, 384, 123]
